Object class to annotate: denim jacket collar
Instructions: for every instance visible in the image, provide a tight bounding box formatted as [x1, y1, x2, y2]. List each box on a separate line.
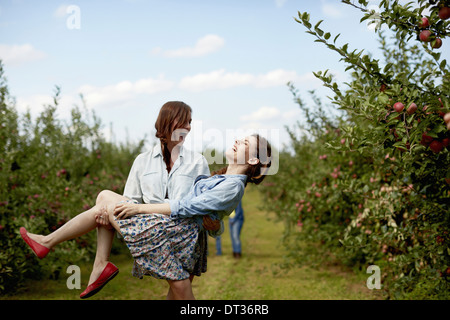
[152, 143, 185, 159]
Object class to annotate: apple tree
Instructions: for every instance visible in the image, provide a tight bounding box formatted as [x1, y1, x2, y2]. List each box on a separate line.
[0, 61, 145, 294]
[261, 0, 449, 299]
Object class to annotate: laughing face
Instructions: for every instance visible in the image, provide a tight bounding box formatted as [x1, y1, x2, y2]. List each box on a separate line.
[225, 135, 259, 165]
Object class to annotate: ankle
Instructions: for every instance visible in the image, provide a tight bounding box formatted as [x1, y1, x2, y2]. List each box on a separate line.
[93, 259, 109, 269]
[29, 233, 53, 249]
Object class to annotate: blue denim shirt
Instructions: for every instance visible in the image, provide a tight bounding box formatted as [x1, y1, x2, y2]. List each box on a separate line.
[169, 174, 247, 234]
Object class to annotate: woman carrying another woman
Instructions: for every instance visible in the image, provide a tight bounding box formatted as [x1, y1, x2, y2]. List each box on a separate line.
[20, 132, 272, 299]
[21, 101, 216, 299]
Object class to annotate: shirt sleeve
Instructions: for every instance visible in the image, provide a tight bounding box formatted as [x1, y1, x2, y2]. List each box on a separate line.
[197, 155, 223, 237]
[123, 154, 144, 203]
[169, 179, 244, 219]
[207, 220, 224, 238]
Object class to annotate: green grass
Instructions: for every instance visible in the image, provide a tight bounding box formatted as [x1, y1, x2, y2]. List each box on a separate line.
[3, 186, 381, 300]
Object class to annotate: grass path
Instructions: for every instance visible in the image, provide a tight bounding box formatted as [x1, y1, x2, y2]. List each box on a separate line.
[4, 186, 380, 300]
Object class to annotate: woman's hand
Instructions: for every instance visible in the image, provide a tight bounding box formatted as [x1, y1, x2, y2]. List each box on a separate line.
[95, 205, 113, 229]
[202, 216, 221, 232]
[114, 202, 140, 220]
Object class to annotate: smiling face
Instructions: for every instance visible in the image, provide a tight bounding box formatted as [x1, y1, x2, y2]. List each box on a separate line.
[225, 135, 259, 165]
[170, 116, 192, 146]
[155, 101, 192, 147]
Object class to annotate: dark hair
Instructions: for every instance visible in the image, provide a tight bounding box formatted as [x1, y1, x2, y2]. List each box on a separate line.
[212, 134, 272, 185]
[154, 101, 192, 172]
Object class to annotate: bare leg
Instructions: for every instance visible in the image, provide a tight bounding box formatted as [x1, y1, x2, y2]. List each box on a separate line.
[26, 204, 101, 249]
[87, 226, 116, 285]
[166, 278, 195, 300]
[25, 190, 125, 251]
[166, 274, 196, 300]
[87, 190, 129, 285]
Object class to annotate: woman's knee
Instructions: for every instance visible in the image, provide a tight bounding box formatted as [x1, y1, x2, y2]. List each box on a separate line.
[96, 190, 122, 206]
[168, 279, 192, 296]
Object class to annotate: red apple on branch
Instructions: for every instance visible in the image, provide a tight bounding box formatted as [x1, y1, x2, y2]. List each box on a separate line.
[442, 138, 450, 148]
[439, 7, 450, 20]
[393, 102, 405, 112]
[430, 140, 444, 153]
[420, 132, 434, 146]
[432, 38, 442, 49]
[419, 30, 432, 42]
[407, 102, 417, 114]
[419, 17, 430, 28]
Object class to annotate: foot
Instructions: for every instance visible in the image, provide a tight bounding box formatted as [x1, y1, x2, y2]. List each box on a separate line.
[20, 227, 51, 259]
[80, 262, 119, 299]
[233, 252, 242, 259]
[26, 232, 50, 249]
[88, 261, 109, 286]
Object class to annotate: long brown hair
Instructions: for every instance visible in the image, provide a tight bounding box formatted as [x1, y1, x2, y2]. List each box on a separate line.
[212, 134, 272, 185]
[154, 101, 192, 172]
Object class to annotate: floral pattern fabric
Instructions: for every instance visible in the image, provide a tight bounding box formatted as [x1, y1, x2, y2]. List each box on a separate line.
[115, 201, 199, 280]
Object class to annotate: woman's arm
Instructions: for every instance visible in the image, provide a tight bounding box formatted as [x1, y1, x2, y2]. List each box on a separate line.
[169, 179, 245, 219]
[114, 202, 222, 233]
[114, 202, 171, 220]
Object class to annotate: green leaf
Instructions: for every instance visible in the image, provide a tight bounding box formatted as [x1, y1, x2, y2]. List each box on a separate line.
[383, 63, 393, 73]
[333, 33, 340, 43]
[314, 19, 324, 30]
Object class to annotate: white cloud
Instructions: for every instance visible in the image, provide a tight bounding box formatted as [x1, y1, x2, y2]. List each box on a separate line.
[152, 34, 225, 58]
[179, 69, 253, 91]
[282, 108, 302, 120]
[253, 69, 303, 88]
[179, 68, 319, 92]
[239, 106, 303, 126]
[240, 106, 281, 122]
[16, 94, 78, 120]
[321, 2, 344, 18]
[54, 4, 70, 18]
[78, 75, 174, 108]
[0, 44, 46, 66]
[275, 0, 287, 8]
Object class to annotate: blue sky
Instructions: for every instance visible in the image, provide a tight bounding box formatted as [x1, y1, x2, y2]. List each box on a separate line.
[1, 0, 448, 154]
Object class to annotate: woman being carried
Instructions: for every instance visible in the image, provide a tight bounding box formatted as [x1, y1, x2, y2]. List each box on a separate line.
[20, 134, 271, 299]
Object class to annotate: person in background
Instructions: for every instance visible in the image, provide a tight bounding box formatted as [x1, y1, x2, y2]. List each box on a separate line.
[214, 200, 245, 259]
[215, 233, 222, 256]
[229, 200, 244, 259]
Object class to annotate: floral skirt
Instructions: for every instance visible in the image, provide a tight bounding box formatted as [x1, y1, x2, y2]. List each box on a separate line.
[115, 211, 200, 281]
[191, 229, 207, 277]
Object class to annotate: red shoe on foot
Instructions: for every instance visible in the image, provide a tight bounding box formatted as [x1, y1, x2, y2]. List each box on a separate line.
[20, 227, 50, 259]
[80, 262, 119, 299]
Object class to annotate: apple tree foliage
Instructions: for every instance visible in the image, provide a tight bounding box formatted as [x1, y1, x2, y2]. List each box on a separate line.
[260, 0, 449, 299]
[0, 61, 145, 294]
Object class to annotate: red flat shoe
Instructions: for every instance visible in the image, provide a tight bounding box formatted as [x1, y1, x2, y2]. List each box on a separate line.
[20, 227, 50, 259]
[80, 262, 119, 299]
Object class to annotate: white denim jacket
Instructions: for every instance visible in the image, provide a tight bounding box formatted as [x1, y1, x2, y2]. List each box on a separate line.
[123, 143, 211, 205]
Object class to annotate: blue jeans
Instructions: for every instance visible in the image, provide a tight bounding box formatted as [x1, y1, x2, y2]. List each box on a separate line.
[229, 219, 243, 253]
[215, 236, 222, 255]
[215, 219, 244, 255]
